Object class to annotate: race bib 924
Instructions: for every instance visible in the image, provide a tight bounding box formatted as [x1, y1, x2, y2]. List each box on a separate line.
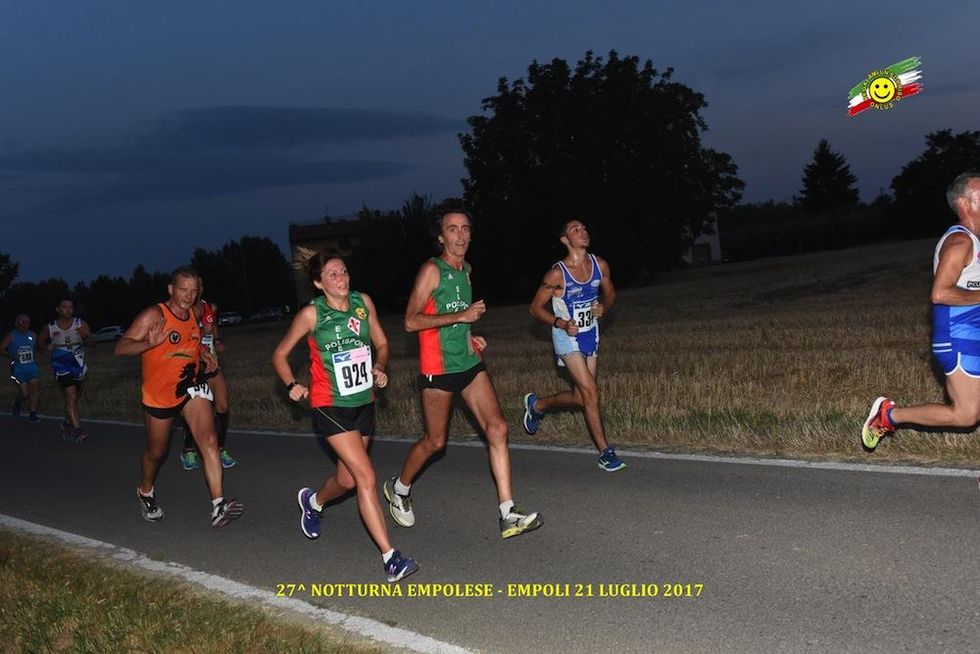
[332, 345, 373, 396]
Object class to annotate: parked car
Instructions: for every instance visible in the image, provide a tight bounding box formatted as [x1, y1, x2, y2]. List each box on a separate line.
[217, 311, 243, 326]
[94, 325, 125, 343]
[248, 307, 285, 323]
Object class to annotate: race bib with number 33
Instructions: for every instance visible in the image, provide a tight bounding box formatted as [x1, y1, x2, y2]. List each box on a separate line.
[573, 303, 595, 330]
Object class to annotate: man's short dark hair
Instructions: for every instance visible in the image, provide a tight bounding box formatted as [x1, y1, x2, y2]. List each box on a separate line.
[170, 265, 199, 285]
[431, 205, 472, 233]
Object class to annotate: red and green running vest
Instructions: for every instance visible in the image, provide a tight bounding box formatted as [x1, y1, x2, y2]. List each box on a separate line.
[308, 292, 375, 408]
[418, 257, 482, 375]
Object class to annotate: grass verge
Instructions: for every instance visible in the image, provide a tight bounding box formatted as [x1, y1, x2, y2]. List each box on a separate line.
[0, 529, 379, 654]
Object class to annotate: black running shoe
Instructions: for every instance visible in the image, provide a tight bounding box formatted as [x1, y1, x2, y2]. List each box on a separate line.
[137, 489, 164, 522]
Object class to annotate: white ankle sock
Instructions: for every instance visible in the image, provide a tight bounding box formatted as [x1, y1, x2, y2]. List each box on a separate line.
[382, 548, 395, 563]
[309, 494, 323, 512]
[499, 500, 514, 518]
[394, 479, 411, 496]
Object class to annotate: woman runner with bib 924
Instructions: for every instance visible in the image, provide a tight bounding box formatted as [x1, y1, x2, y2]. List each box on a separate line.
[272, 248, 418, 583]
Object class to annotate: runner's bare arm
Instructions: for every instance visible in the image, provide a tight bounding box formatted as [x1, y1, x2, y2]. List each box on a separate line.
[37, 324, 51, 352]
[79, 320, 96, 347]
[362, 292, 389, 388]
[529, 266, 564, 326]
[271, 305, 316, 400]
[114, 306, 166, 356]
[593, 256, 616, 319]
[931, 233, 980, 306]
[404, 261, 485, 332]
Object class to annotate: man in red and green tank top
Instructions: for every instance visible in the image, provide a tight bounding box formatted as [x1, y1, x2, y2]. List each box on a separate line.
[417, 256, 482, 375]
[383, 209, 543, 539]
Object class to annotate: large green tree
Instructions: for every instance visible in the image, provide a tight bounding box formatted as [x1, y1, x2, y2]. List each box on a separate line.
[796, 139, 859, 213]
[892, 129, 980, 237]
[459, 50, 743, 298]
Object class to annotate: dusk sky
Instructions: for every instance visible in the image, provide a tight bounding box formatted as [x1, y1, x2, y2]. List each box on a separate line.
[2, 1, 978, 284]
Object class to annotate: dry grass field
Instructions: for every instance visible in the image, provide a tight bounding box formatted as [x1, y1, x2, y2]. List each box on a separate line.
[7, 238, 980, 467]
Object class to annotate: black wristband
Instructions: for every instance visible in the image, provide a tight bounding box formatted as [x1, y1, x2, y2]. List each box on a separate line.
[286, 381, 298, 392]
[552, 317, 562, 329]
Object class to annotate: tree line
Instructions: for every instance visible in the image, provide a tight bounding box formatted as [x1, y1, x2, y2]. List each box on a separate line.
[0, 236, 292, 331]
[721, 130, 980, 260]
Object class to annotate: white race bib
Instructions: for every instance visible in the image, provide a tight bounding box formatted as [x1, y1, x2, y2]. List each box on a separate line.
[16, 346, 34, 365]
[332, 345, 373, 396]
[187, 382, 214, 401]
[573, 303, 595, 330]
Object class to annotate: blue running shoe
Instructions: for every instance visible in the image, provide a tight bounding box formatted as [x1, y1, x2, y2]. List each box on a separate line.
[219, 448, 237, 469]
[297, 487, 322, 539]
[29, 412, 40, 424]
[384, 549, 419, 582]
[597, 447, 626, 472]
[522, 392, 544, 435]
[180, 449, 200, 471]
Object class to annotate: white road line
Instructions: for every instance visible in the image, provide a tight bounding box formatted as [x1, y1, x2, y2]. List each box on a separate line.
[0, 514, 472, 654]
[14, 413, 979, 478]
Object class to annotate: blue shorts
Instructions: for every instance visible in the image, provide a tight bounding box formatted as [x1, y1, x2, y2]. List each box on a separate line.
[9, 361, 39, 384]
[552, 326, 598, 367]
[932, 344, 980, 378]
[51, 348, 87, 382]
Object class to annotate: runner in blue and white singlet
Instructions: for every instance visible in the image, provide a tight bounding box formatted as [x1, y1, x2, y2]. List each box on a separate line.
[931, 224, 980, 376]
[524, 219, 625, 472]
[38, 298, 95, 441]
[862, 172, 980, 452]
[551, 252, 603, 364]
[47, 316, 88, 382]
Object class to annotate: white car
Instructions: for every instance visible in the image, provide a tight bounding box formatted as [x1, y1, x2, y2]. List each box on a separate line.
[217, 311, 243, 326]
[94, 325, 125, 343]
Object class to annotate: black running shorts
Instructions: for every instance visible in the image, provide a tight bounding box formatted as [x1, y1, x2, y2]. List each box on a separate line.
[417, 361, 486, 393]
[312, 403, 376, 437]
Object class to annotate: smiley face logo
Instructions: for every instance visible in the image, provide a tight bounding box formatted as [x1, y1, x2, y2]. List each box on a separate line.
[867, 76, 897, 104]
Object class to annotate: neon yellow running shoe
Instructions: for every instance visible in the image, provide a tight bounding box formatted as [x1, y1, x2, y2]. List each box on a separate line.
[862, 396, 895, 451]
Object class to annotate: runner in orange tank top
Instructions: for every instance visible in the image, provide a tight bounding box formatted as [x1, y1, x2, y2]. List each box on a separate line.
[115, 266, 243, 528]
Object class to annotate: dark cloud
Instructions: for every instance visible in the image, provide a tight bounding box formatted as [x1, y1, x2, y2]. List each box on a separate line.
[45, 158, 411, 211]
[138, 106, 463, 150]
[0, 105, 453, 212]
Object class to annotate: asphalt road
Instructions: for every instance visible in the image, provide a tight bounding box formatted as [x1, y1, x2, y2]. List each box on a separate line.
[1, 415, 979, 653]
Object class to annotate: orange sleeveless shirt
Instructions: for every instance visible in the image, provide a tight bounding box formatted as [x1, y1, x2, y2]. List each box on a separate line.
[141, 303, 203, 409]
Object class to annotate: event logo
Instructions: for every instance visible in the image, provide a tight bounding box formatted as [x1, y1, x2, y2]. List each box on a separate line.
[847, 56, 922, 116]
